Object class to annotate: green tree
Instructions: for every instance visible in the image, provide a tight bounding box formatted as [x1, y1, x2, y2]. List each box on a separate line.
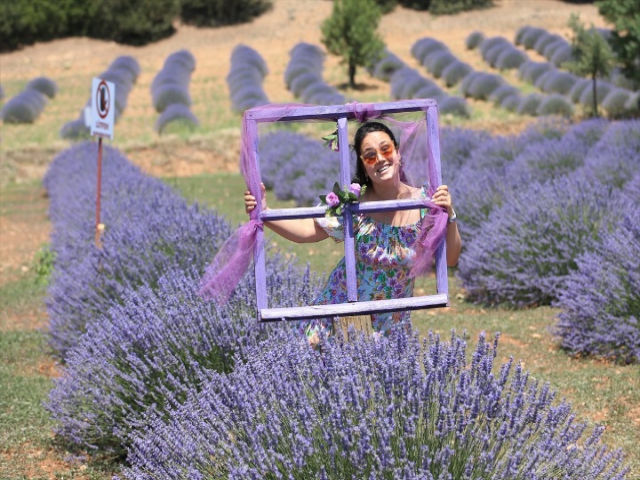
[566, 14, 615, 117]
[596, 0, 640, 88]
[321, 0, 385, 89]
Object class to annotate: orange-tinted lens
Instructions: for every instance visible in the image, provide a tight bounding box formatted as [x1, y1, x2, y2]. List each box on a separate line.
[361, 145, 394, 165]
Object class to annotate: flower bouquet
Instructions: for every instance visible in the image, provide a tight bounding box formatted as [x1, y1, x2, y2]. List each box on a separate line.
[319, 182, 366, 217]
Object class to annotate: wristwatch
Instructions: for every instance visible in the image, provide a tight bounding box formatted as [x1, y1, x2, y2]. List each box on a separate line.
[448, 209, 457, 223]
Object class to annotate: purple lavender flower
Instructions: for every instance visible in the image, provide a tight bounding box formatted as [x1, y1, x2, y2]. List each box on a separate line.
[123, 329, 630, 479]
[348, 183, 361, 198]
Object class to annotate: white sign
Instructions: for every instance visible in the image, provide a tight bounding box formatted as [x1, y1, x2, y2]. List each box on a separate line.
[90, 77, 115, 139]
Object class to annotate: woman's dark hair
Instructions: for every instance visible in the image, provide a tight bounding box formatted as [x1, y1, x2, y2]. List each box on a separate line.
[352, 121, 399, 188]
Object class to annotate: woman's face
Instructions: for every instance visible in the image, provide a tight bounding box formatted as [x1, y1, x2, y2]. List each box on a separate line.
[359, 131, 401, 184]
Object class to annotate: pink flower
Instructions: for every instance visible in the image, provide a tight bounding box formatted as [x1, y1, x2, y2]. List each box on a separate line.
[349, 183, 362, 198]
[326, 192, 340, 208]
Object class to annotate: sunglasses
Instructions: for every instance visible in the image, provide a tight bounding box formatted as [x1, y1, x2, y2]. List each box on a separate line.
[360, 143, 396, 165]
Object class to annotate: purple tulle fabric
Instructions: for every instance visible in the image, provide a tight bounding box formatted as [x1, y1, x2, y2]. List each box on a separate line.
[199, 102, 447, 303]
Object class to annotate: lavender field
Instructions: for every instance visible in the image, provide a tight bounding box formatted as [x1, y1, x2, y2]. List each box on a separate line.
[1, 0, 639, 478]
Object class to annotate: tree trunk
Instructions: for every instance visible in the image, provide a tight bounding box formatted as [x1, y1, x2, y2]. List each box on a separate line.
[349, 62, 356, 89]
[592, 73, 599, 118]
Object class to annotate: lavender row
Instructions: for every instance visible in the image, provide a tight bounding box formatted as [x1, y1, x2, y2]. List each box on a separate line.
[227, 44, 270, 113]
[472, 32, 638, 118]
[44, 141, 323, 454]
[60, 56, 140, 139]
[152, 50, 199, 133]
[259, 130, 344, 206]
[515, 25, 635, 91]
[554, 205, 640, 363]
[454, 119, 640, 359]
[285, 42, 346, 105]
[0, 76, 57, 123]
[124, 329, 629, 479]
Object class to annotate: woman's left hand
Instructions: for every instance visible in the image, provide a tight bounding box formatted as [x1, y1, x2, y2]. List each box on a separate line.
[431, 185, 455, 218]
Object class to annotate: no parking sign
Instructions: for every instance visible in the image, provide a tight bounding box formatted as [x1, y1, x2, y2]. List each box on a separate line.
[90, 77, 115, 139]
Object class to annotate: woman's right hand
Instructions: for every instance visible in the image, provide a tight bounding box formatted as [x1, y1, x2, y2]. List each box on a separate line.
[244, 183, 267, 214]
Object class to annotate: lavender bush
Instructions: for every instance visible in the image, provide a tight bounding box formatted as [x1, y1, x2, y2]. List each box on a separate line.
[124, 329, 629, 479]
[438, 96, 471, 118]
[371, 50, 406, 81]
[554, 206, 640, 364]
[499, 94, 521, 112]
[0, 88, 47, 123]
[537, 94, 574, 117]
[516, 93, 543, 116]
[541, 71, 578, 95]
[285, 42, 344, 105]
[155, 103, 199, 133]
[601, 88, 632, 117]
[152, 50, 196, 113]
[568, 78, 591, 103]
[47, 259, 322, 455]
[518, 61, 554, 84]
[43, 142, 231, 358]
[457, 175, 622, 307]
[467, 73, 504, 100]
[495, 48, 528, 70]
[521, 27, 547, 50]
[441, 61, 472, 87]
[26, 76, 58, 98]
[411, 37, 446, 64]
[228, 45, 270, 112]
[488, 84, 520, 106]
[465, 31, 485, 50]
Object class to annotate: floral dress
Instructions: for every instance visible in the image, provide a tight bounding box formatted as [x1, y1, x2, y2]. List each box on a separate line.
[298, 188, 427, 339]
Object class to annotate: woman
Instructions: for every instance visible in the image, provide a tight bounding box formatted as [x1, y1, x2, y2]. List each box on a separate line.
[245, 122, 462, 342]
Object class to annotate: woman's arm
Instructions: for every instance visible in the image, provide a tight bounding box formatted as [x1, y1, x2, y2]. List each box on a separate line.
[431, 185, 462, 266]
[244, 185, 330, 244]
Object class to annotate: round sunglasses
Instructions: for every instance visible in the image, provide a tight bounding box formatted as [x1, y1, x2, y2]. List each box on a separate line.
[360, 143, 396, 165]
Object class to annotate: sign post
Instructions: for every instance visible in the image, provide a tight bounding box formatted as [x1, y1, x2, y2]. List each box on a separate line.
[90, 78, 115, 247]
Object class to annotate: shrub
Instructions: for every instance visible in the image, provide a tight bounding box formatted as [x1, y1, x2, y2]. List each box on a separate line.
[151, 84, 191, 113]
[413, 84, 447, 102]
[46, 259, 320, 455]
[522, 26, 547, 49]
[411, 37, 447, 64]
[568, 78, 591, 103]
[479, 36, 509, 57]
[290, 72, 322, 97]
[533, 32, 561, 55]
[499, 94, 521, 112]
[180, 0, 272, 27]
[0, 88, 47, 123]
[602, 88, 632, 117]
[441, 61, 472, 87]
[542, 38, 569, 59]
[154, 103, 199, 133]
[484, 43, 509, 67]
[516, 93, 543, 115]
[230, 44, 269, 77]
[429, 0, 494, 15]
[518, 60, 554, 83]
[578, 81, 614, 109]
[554, 206, 640, 363]
[438, 95, 471, 118]
[440, 127, 490, 183]
[541, 71, 578, 94]
[495, 48, 528, 70]
[488, 84, 520, 105]
[465, 30, 485, 49]
[510, 136, 590, 183]
[0, 84, 4, 100]
[550, 44, 573, 66]
[403, 77, 434, 99]
[43, 142, 231, 358]
[25, 76, 57, 98]
[457, 175, 621, 306]
[459, 71, 483, 97]
[259, 131, 309, 189]
[371, 50, 405, 81]
[537, 94, 574, 116]
[534, 70, 554, 90]
[514, 25, 532, 45]
[124, 329, 629, 479]
[467, 73, 504, 100]
[59, 118, 90, 140]
[624, 91, 640, 114]
[562, 117, 609, 148]
[425, 51, 457, 78]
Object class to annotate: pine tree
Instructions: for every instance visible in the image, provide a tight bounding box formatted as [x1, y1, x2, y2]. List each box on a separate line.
[566, 14, 615, 117]
[321, 0, 385, 89]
